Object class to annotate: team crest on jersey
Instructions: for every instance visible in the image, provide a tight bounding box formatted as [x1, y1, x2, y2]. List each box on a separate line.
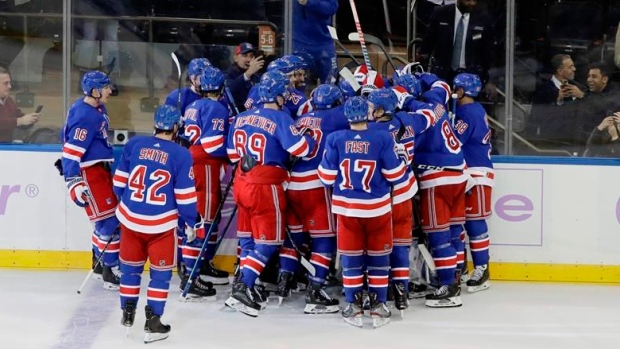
[309, 219, 315, 227]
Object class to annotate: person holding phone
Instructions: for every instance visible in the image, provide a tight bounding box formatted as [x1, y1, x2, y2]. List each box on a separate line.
[224, 42, 264, 112]
[584, 112, 620, 157]
[0, 66, 40, 143]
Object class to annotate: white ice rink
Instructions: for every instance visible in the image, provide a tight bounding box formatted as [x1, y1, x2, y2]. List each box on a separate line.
[1, 270, 619, 349]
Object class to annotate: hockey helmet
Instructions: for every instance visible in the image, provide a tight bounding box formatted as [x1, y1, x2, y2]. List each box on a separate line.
[267, 58, 296, 75]
[188, 58, 212, 77]
[453, 73, 482, 97]
[258, 70, 289, 103]
[154, 105, 182, 131]
[200, 66, 225, 92]
[81, 70, 111, 96]
[312, 84, 343, 109]
[338, 79, 357, 99]
[367, 88, 398, 116]
[344, 96, 369, 123]
[394, 73, 422, 98]
[282, 55, 308, 71]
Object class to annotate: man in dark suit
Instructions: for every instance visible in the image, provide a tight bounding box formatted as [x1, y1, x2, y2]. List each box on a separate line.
[418, 0, 495, 95]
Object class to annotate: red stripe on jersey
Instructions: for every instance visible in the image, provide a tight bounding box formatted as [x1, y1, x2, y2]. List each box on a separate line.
[147, 288, 168, 300]
[420, 170, 465, 181]
[290, 172, 319, 183]
[310, 253, 331, 269]
[201, 136, 224, 152]
[182, 247, 201, 258]
[391, 268, 409, 280]
[456, 251, 464, 263]
[317, 169, 336, 182]
[368, 275, 389, 287]
[244, 257, 266, 275]
[118, 204, 178, 227]
[289, 140, 309, 157]
[384, 164, 407, 181]
[62, 145, 84, 158]
[470, 237, 490, 251]
[332, 196, 392, 211]
[175, 191, 197, 201]
[393, 177, 416, 197]
[113, 173, 128, 183]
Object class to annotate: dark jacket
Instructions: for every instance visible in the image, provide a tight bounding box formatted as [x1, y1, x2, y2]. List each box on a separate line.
[225, 64, 259, 113]
[419, 4, 495, 83]
[584, 126, 620, 157]
[578, 83, 620, 143]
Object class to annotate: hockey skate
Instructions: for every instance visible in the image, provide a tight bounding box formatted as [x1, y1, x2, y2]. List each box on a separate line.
[342, 292, 364, 328]
[144, 306, 170, 344]
[91, 250, 103, 281]
[304, 282, 340, 314]
[276, 271, 296, 306]
[407, 281, 429, 299]
[425, 283, 462, 308]
[466, 264, 490, 293]
[121, 300, 136, 336]
[392, 283, 408, 318]
[102, 265, 120, 291]
[224, 281, 262, 317]
[200, 261, 230, 285]
[251, 284, 270, 310]
[178, 275, 216, 302]
[368, 292, 391, 328]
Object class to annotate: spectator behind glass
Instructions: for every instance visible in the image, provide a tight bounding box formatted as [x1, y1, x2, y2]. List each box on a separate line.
[418, 0, 496, 98]
[225, 43, 264, 113]
[73, 0, 123, 74]
[584, 113, 620, 157]
[578, 62, 620, 144]
[292, 0, 338, 84]
[528, 54, 586, 148]
[0, 67, 40, 143]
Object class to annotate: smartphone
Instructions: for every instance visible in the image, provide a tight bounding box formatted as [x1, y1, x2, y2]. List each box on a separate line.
[35, 105, 43, 113]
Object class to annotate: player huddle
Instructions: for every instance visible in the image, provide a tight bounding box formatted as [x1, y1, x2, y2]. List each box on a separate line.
[60, 53, 494, 342]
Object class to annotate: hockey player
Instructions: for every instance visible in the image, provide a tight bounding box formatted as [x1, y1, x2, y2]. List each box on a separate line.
[113, 105, 201, 343]
[244, 58, 307, 117]
[61, 70, 120, 290]
[278, 84, 348, 313]
[164, 58, 211, 115]
[179, 65, 231, 295]
[452, 73, 493, 293]
[318, 96, 409, 328]
[367, 88, 437, 315]
[414, 73, 469, 308]
[225, 70, 316, 317]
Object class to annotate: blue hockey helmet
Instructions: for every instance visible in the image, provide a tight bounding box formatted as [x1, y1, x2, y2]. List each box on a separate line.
[394, 73, 421, 98]
[81, 70, 111, 96]
[188, 58, 212, 77]
[344, 96, 369, 123]
[154, 105, 182, 131]
[312, 84, 343, 109]
[453, 73, 482, 97]
[367, 88, 398, 115]
[291, 50, 315, 72]
[258, 70, 289, 103]
[282, 55, 308, 71]
[200, 66, 225, 92]
[338, 79, 357, 99]
[267, 58, 296, 75]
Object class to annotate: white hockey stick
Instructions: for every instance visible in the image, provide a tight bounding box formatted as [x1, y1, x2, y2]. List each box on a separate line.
[419, 244, 437, 272]
[170, 52, 183, 111]
[339, 67, 361, 93]
[77, 231, 118, 294]
[328, 25, 361, 65]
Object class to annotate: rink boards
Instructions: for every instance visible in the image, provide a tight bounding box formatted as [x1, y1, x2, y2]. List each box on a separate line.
[0, 146, 619, 283]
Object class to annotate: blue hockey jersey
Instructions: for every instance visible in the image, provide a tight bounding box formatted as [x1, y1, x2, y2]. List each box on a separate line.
[318, 129, 406, 218]
[182, 98, 230, 159]
[289, 106, 349, 190]
[226, 107, 315, 168]
[165, 87, 201, 116]
[244, 85, 307, 118]
[454, 101, 494, 186]
[414, 81, 467, 189]
[368, 109, 436, 203]
[61, 99, 114, 179]
[113, 136, 197, 233]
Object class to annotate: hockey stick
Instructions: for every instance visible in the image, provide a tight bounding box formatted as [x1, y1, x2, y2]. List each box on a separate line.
[285, 227, 316, 277]
[327, 25, 361, 66]
[180, 166, 237, 300]
[348, 0, 372, 69]
[211, 205, 238, 257]
[223, 82, 241, 117]
[348, 32, 398, 73]
[450, 93, 458, 127]
[77, 230, 119, 294]
[419, 244, 437, 272]
[338, 67, 361, 93]
[171, 52, 183, 111]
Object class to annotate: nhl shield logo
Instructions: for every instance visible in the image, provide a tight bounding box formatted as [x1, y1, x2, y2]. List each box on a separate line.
[159, 260, 166, 266]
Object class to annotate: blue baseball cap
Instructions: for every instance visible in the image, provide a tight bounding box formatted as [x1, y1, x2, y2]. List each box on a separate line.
[235, 42, 256, 55]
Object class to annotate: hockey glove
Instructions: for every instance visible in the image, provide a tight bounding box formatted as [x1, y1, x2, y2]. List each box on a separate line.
[66, 177, 91, 207]
[392, 86, 413, 110]
[185, 214, 205, 243]
[394, 143, 412, 166]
